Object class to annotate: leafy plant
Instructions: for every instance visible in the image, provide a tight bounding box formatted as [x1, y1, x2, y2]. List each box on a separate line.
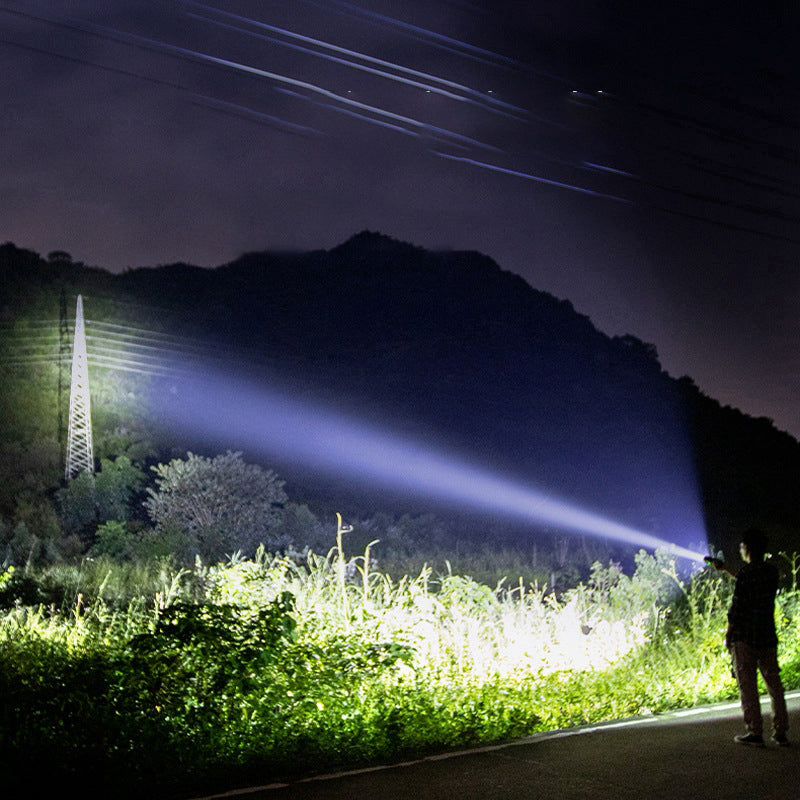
[145, 451, 291, 562]
[0, 546, 796, 798]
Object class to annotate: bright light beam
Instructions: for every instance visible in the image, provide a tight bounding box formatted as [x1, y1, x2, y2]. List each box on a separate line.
[160, 368, 707, 563]
[4, 316, 704, 563]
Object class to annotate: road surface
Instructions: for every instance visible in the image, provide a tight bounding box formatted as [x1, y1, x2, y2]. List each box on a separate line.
[191, 691, 800, 800]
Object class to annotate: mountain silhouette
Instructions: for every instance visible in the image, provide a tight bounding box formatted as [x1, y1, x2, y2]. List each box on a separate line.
[2, 234, 799, 558]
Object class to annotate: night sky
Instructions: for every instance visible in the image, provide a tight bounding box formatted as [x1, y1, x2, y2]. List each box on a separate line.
[3, 1, 800, 435]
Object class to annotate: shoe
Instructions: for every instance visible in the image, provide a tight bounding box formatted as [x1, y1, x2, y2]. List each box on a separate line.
[772, 734, 791, 747]
[734, 733, 765, 746]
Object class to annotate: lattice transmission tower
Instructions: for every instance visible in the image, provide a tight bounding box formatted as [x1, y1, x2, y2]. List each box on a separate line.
[58, 287, 71, 460]
[64, 294, 94, 480]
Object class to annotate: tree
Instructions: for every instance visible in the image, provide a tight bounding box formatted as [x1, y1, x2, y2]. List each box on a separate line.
[57, 455, 147, 540]
[93, 455, 147, 521]
[144, 451, 291, 562]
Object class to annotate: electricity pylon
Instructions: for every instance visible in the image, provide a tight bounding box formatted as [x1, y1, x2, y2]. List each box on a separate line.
[64, 294, 94, 480]
[58, 287, 70, 460]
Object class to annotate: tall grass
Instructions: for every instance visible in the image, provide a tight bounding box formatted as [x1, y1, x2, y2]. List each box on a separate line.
[0, 545, 797, 798]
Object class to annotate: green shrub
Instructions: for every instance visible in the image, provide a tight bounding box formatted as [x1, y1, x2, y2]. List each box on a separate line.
[0, 548, 796, 797]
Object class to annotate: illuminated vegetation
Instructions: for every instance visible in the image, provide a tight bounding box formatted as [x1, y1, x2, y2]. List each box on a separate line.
[3, 244, 800, 796]
[4, 239, 800, 570]
[2, 546, 799, 798]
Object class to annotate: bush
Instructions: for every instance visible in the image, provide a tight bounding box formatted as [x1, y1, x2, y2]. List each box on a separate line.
[57, 456, 147, 540]
[145, 451, 291, 562]
[0, 548, 796, 797]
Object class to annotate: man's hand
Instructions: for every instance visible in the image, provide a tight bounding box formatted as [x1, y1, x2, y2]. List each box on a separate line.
[707, 557, 738, 577]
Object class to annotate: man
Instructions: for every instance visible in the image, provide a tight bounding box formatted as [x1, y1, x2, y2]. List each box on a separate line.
[711, 528, 789, 747]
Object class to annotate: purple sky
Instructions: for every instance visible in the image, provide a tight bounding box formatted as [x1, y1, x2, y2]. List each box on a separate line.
[3, 0, 800, 435]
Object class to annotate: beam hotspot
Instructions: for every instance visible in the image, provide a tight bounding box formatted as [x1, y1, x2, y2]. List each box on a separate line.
[157, 367, 707, 563]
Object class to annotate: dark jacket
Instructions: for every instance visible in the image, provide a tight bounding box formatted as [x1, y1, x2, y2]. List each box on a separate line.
[727, 560, 779, 649]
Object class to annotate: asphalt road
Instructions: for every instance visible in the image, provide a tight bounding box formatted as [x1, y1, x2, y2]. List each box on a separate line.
[192, 692, 800, 800]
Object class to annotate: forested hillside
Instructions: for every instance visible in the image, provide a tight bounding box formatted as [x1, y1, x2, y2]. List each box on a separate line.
[2, 233, 799, 568]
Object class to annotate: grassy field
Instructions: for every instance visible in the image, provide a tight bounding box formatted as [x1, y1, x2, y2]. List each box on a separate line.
[2, 544, 799, 799]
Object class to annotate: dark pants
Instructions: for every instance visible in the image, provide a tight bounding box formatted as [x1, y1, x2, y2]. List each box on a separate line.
[731, 641, 788, 736]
